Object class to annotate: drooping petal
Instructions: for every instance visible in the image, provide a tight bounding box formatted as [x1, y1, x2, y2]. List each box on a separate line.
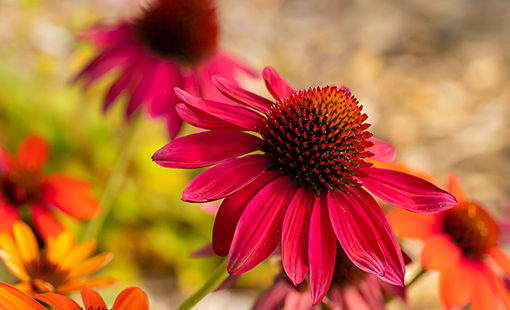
[46, 229, 75, 263]
[470, 265, 498, 310]
[486, 266, 510, 309]
[112, 287, 149, 310]
[0, 232, 30, 282]
[308, 194, 336, 306]
[152, 130, 263, 169]
[81, 286, 107, 310]
[487, 247, 510, 278]
[387, 209, 438, 240]
[367, 138, 396, 162]
[213, 75, 273, 112]
[361, 167, 457, 214]
[175, 88, 265, 131]
[12, 221, 39, 265]
[263, 67, 296, 101]
[58, 239, 97, 270]
[212, 171, 280, 256]
[0, 202, 19, 234]
[17, 134, 49, 172]
[227, 176, 296, 274]
[421, 234, 462, 271]
[284, 290, 314, 310]
[328, 187, 405, 286]
[69, 252, 114, 279]
[0, 282, 49, 310]
[252, 281, 293, 310]
[183, 155, 272, 203]
[281, 186, 314, 285]
[125, 58, 159, 117]
[57, 277, 116, 293]
[30, 205, 65, 240]
[145, 62, 183, 118]
[103, 61, 138, 112]
[446, 173, 467, 204]
[42, 175, 99, 220]
[344, 287, 371, 310]
[176, 103, 244, 131]
[358, 277, 385, 310]
[77, 22, 133, 49]
[438, 261, 474, 310]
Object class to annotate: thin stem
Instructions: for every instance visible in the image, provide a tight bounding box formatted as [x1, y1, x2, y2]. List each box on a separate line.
[177, 259, 230, 310]
[81, 114, 142, 241]
[406, 268, 427, 288]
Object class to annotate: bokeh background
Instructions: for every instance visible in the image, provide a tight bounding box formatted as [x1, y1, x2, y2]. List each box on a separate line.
[1, 0, 510, 309]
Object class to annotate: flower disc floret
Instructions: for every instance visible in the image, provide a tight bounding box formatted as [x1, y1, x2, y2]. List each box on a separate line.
[261, 86, 374, 193]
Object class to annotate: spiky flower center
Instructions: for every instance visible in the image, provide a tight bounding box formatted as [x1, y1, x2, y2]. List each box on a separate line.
[133, 0, 218, 65]
[260, 86, 374, 194]
[442, 201, 498, 260]
[1, 168, 41, 206]
[25, 258, 70, 293]
[332, 246, 366, 288]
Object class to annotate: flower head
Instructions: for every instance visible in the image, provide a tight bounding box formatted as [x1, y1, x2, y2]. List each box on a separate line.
[0, 221, 114, 296]
[389, 173, 510, 310]
[75, 0, 255, 139]
[152, 66, 457, 305]
[0, 134, 99, 239]
[0, 282, 148, 310]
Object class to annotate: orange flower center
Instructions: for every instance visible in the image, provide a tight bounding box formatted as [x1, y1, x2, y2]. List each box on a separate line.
[25, 258, 69, 293]
[332, 245, 366, 288]
[441, 201, 498, 260]
[1, 168, 42, 206]
[260, 86, 374, 194]
[133, 0, 218, 65]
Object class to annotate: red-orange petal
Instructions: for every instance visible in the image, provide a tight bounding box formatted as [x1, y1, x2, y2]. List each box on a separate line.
[421, 233, 461, 270]
[42, 175, 99, 220]
[34, 292, 81, 310]
[446, 173, 466, 204]
[0, 202, 19, 234]
[470, 265, 498, 310]
[0, 281, 47, 310]
[438, 260, 474, 309]
[30, 205, 65, 240]
[16, 134, 49, 172]
[112, 287, 149, 310]
[81, 286, 106, 310]
[57, 276, 116, 293]
[488, 247, 510, 279]
[387, 209, 437, 240]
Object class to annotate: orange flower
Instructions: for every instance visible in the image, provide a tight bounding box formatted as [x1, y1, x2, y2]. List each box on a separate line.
[0, 134, 99, 239]
[389, 173, 510, 310]
[0, 221, 114, 296]
[0, 281, 148, 310]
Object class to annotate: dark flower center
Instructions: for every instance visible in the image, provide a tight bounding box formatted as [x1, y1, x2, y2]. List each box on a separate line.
[25, 258, 70, 293]
[133, 0, 218, 65]
[1, 169, 41, 206]
[260, 86, 374, 194]
[441, 201, 498, 260]
[332, 245, 366, 288]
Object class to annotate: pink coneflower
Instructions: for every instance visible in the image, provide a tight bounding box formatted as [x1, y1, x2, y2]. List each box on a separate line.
[152, 67, 457, 304]
[75, 0, 255, 139]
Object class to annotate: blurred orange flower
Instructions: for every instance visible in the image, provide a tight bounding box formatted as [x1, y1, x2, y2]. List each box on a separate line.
[388, 173, 510, 310]
[0, 134, 99, 239]
[0, 221, 114, 296]
[0, 281, 148, 310]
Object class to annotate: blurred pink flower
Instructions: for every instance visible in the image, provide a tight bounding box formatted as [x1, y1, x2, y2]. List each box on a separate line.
[152, 66, 457, 305]
[75, 0, 255, 139]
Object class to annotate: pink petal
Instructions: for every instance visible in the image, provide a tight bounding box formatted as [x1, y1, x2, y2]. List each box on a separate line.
[210, 50, 258, 78]
[78, 22, 133, 49]
[263, 67, 296, 101]
[357, 278, 385, 310]
[103, 64, 137, 113]
[344, 287, 371, 310]
[152, 130, 263, 169]
[176, 103, 245, 131]
[368, 138, 396, 162]
[281, 186, 314, 285]
[361, 167, 457, 214]
[164, 101, 184, 140]
[146, 62, 183, 118]
[126, 58, 158, 117]
[308, 194, 336, 306]
[252, 281, 292, 310]
[175, 88, 265, 131]
[284, 290, 314, 310]
[327, 187, 405, 286]
[213, 76, 274, 112]
[0, 202, 19, 234]
[227, 176, 296, 274]
[183, 154, 272, 202]
[212, 171, 281, 256]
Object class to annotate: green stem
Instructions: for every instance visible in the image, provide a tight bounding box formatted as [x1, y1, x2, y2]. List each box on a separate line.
[177, 259, 229, 310]
[406, 268, 427, 288]
[81, 114, 142, 241]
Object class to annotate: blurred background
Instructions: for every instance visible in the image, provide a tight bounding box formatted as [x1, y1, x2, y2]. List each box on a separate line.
[1, 0, 510, 309]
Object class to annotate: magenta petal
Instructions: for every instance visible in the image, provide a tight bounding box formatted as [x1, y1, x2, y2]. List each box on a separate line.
[328, 187, 405, 286]
[263, 67, 296, 101]
[164, 101, 184, 140]
[368, 138, 396, 162]
[361, 167, 457, 214]
[183, 155, 272, 203]
[103, 64, 136, 112]
[126, 58, 158, 117]
[281, 186, 314, 285]
[308, 194, 336, 306]
[176, 103, 244, 131]
[227, 176, 296, 274]
[252, 281, 293, 310]
[213, 76, 273, 112]
[145, 62, 182, 118]
[152, 130, 263, 169]
[175, 88, 265, 131]
[213, 171, 281, 256]
[78, 22, 132, 49]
